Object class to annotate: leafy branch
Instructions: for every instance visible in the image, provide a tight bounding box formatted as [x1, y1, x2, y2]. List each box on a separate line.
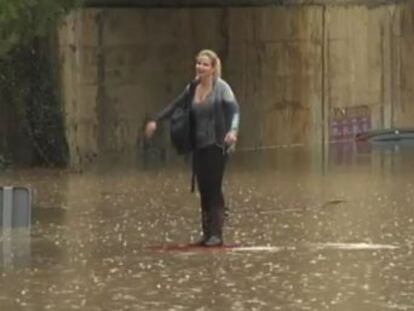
[0, 0, 82, 166]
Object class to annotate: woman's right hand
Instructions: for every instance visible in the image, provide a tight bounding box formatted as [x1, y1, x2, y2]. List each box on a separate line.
[145, 121, 157, 139]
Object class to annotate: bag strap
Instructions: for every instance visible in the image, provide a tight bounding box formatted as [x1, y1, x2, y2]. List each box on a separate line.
[191, 152, 196, 193]
[188, 79, 199, 193]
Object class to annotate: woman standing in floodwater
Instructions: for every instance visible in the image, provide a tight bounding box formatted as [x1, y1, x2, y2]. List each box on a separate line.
[145, 49, 240, 247]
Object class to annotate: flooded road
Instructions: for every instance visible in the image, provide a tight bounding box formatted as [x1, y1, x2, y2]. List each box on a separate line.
[1, 142, 414, 310]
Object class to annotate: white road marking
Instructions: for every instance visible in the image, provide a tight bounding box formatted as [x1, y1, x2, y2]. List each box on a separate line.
[230, 246, 281, 252]
[311, 242, 398, 250]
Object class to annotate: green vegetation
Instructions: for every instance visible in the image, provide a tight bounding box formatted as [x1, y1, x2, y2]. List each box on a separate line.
[0, 0, 81, 57]
[0, 0, 82, 167]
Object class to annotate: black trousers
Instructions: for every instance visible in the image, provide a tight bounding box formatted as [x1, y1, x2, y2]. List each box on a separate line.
[194, 145, 227, 239]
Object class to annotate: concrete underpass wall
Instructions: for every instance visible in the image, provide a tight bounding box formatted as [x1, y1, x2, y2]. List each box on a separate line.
[58, 3, 414, 169]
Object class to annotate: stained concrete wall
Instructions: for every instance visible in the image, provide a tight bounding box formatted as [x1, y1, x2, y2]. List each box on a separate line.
[57, 3, 414, 169]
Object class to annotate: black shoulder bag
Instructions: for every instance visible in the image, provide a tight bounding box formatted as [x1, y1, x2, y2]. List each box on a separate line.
[169, 80, 197, 154]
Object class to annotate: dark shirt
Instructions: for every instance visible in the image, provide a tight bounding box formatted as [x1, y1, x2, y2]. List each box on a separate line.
[192, 96, 216, 149]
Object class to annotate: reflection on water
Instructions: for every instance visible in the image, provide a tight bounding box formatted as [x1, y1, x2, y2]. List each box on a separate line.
[1, 229, 31, 268]
[0, 142, 414, 310]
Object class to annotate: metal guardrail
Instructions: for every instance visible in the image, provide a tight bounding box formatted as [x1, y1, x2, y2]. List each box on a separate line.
[0, 186, 32, 228]
[0, 186, 32, 268]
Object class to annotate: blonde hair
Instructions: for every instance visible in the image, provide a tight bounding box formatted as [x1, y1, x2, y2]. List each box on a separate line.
[196, 49, 222, 80]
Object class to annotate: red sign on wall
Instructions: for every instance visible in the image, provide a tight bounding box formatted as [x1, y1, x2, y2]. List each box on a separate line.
[330, 105, 371, 141]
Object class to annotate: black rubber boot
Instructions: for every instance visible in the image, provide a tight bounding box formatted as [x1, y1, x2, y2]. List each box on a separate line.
[194, 209, 209, 246]
[203, 203, 224, 247]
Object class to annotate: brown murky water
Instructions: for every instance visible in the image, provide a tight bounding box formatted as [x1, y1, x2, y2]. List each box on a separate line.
[1, 142, 414, 310]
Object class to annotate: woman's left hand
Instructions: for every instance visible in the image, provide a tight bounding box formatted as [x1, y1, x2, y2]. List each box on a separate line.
[224, 130, 238, 146]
